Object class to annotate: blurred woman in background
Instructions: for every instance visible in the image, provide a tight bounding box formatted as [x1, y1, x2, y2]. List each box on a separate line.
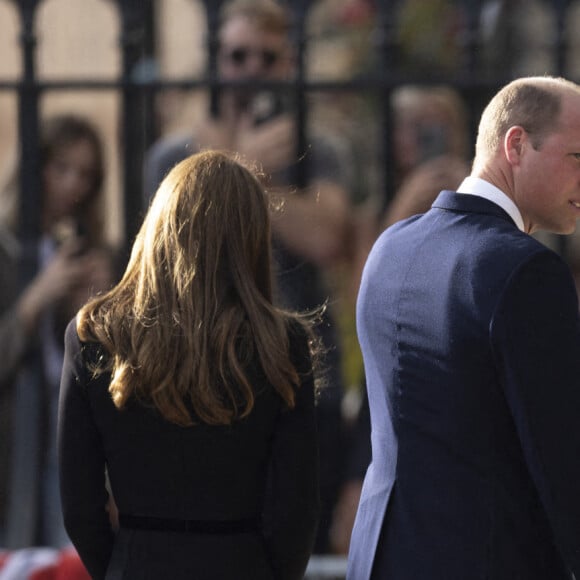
[0, 114, 116, 549]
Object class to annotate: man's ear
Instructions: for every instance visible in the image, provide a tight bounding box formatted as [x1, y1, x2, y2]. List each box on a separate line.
[504, 126, 526, 165]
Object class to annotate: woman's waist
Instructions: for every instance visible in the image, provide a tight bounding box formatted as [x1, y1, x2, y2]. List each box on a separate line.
[118, 513, 261, 534]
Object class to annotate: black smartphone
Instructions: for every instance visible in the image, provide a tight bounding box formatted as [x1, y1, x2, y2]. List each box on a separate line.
[251, 91, 288, 126]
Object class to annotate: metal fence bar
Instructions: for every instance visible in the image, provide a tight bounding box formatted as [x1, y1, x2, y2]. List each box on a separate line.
[115, 0, 152, 254]
[15, 0, 41, 277]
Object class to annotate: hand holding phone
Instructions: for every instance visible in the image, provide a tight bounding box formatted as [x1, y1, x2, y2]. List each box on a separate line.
[251, 91, 288, 126]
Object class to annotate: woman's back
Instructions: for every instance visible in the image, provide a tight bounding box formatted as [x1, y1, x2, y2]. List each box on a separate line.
[60, 317, 319, 579]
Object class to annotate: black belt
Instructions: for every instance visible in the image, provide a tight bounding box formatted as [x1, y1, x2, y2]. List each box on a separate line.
[119, 514, 260, 534]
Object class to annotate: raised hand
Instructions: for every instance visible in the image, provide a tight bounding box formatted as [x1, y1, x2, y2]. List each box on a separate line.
[17, 239, 96, 333]
[235, 112, 297, 177]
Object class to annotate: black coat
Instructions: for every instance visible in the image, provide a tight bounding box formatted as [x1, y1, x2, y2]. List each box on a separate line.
[58, 319, 319, 580]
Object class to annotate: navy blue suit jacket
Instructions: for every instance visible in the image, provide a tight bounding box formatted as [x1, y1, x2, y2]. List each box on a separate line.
[348, 191, 580, 579]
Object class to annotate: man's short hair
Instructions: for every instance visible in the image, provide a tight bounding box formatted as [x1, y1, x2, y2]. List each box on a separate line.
[475, 76, 580, 159]
[220, 0, 291, 37]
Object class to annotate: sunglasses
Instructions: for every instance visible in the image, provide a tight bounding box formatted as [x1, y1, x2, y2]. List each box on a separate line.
[224, 47, 281, 69]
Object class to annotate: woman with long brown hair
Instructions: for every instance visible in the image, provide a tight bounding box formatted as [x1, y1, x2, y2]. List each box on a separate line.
[58, 150, 320, 579]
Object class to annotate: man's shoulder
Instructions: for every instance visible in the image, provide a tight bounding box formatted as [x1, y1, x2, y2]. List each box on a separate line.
[144, 131, 200, 200]
[377, 205, 552, 269]
[146, 132, 196, 165]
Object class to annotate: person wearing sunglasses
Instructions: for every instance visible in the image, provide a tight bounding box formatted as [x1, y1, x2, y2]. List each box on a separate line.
[144, 0, 352, 556]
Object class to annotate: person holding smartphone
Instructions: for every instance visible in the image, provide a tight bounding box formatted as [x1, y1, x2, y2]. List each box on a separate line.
[0, 114, 116, 549]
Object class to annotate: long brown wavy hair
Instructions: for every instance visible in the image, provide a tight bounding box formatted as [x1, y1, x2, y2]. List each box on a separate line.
[77, 150, 312, 426]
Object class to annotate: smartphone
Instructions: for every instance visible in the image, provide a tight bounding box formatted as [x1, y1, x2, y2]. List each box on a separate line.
[251, 91, 288, 126]
[52, 218, 87, 256]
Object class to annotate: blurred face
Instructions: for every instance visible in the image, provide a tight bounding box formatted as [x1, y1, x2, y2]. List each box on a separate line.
[42, 138, 99, 224]
[393, 97, 451, 177]
[393, 105, 422, 175]
[513, 91, 580, 234]
[218, 15, 292, 108]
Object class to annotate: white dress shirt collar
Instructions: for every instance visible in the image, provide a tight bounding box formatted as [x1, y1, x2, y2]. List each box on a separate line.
[456, 176, 525, 232]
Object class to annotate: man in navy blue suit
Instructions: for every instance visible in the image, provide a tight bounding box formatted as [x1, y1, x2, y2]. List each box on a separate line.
[348, 76, 580, 579]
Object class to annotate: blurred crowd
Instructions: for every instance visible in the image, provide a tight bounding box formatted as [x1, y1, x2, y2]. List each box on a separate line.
[1, 0, 580, 577]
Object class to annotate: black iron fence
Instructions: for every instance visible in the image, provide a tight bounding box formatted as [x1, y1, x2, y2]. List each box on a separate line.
[4, 0, 579, 268]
